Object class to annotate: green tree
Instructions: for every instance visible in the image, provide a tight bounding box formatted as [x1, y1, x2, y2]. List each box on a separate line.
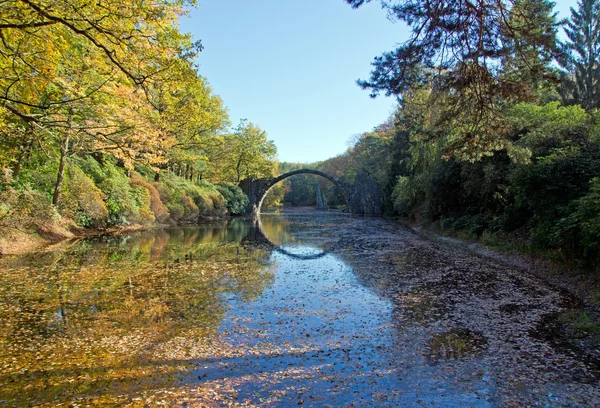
[346, 0, 559, 160]
[0, 0, 201, 206]
[558, 0, 600, 110]
[152, 66, 229, 182]
[346, 130, 392, 186]
[222, 120, 277, 183]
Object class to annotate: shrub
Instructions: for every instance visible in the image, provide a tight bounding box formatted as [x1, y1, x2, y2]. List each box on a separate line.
[76, 156, 145, 226]
[217, 182, 249, 215]
[129, 184, 155, 225]
[450, 214, 492, 236]
[392, 175, 427, 218]
[61, 166, 108, 227]
[130, 172, 169, 222]
[548, 178, 600, 267]
[155, 174, 227, 223]
[16, 159, 58, 201]
[575, 178, 600, 259]
[0, 185, 59, 230]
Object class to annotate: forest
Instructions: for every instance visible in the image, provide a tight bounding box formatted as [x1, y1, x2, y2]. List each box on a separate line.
[282, 0, 600, 272]
[1, 0, 599, 273]
[0, 0, 280, 252]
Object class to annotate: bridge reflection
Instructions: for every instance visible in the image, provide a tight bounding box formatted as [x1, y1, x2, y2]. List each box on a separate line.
[250, 216, 334, 261]
[150, 214, 338, 261]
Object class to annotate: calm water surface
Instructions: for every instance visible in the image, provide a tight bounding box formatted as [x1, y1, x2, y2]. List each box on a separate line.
[0, 210, 597, 406]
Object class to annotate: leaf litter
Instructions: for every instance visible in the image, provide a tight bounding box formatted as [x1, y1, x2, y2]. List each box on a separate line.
[0, 212, 598, 406]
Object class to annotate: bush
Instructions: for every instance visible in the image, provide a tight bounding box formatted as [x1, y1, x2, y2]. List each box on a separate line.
[450, 214, 492, 236]
[155, 174, 227, 223]
[16, 159, 58, 202]
[547, 178, 600, 268]
[61, 166, 108, 227]
[129, 184, 155, 225]
[0, 185, 60, 230]
[217, 182, 249, 215]
[509, 145, 600, 255]
[130, 172, 169, 223]
[575, 178, 600, 259]
[392, 175, 427, 218]
[76, 156, 149, 226]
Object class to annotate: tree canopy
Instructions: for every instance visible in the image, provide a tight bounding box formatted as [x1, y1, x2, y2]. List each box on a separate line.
[345, 0, 560, 160]
[0, 0, 279, 221]
[558, 0, 600, 110]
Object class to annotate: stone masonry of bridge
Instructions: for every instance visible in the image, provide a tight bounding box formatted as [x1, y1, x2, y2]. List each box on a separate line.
[240, 169, 384, 217]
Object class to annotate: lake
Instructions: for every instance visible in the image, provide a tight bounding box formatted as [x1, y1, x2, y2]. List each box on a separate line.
[0, 209, 598, 406]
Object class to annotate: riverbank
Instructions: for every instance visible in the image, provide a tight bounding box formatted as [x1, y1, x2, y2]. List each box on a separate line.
[0, 159, 252, 257]
[0, 212, 255, 256]
[396, 218, 600, 367]
[0, 205, 328, 257]
[406, 220, 600, 306]
[0, 221, 155, 256]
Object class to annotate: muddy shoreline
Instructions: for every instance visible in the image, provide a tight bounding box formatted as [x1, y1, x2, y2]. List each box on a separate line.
[0, 215, 237, 256]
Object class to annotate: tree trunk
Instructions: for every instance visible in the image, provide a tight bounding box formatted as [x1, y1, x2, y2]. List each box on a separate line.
[236, 161, 242, 183]
[92, 152, 104, 165]
[53, 134, 69, 207]
[12, 149, 26, 181]
[12, 137, 33, 180]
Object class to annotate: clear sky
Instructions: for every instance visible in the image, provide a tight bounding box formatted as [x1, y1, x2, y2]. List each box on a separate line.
[180, 0, 578, 164]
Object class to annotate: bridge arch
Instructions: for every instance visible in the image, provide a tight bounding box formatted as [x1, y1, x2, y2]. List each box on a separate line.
[254, 169, 352, 216]
[240, 168, 384, 217]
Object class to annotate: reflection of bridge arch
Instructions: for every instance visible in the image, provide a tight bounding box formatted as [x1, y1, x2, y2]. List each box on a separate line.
[254, 216, 333, 261]
[241, 169, 353, 217]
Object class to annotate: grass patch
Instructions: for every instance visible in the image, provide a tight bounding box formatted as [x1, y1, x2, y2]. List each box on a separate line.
[591, 292, 600, 306]
[559, 311, 600, 338]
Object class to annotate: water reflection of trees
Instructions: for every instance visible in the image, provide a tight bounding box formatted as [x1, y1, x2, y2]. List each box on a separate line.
[0, 224, 275, 406]
[258, 216, 297, 247]
[0, 213, 347, 405]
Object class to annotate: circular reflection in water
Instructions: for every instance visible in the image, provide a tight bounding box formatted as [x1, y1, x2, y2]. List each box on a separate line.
[255, 215, 339, 260]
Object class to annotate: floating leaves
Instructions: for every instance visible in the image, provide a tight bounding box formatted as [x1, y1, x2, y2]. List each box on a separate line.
[427, 328, 488, 362]
[0, 211, 599, 406]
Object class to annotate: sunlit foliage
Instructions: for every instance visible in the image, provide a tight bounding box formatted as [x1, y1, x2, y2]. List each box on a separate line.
[0, 1, 281, 236]
[346, 0, 560, 160]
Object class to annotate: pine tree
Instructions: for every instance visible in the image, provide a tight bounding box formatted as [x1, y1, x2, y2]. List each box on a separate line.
[345, 0, 559, 160]
[559, 0, 600, 110]
[502, 0, 559, 93]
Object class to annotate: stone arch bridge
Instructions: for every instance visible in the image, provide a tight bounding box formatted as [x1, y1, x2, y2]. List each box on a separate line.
[240, 169, 383, 217]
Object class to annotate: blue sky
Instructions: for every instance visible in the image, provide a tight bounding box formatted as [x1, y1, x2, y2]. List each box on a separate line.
[180, 0, 578, 164]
